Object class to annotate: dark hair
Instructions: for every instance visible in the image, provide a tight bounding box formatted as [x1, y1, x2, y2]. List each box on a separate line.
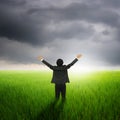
[56, 59, 63, 66]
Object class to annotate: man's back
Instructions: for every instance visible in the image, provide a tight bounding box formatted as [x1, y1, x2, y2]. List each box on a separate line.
[42, 58, 78, 84]
[51, 65, 69, 84]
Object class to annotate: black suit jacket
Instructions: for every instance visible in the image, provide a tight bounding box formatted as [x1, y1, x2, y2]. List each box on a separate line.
[42, 58, 78, 84]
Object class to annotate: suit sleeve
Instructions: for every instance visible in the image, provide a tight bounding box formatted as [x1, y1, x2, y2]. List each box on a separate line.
[42, 60, 53, 70]
[66, 58, 78, 69]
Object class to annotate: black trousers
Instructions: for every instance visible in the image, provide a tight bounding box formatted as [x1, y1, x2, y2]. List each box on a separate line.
[55, 84, 66, 99]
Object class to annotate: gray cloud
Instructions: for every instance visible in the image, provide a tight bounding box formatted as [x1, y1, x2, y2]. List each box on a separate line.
[0, 0, 26, 6]
[101, 0, 120, 8]
[0, 0, 120, 45]
[0, 37, 51, 64]
[0, 6, 44, 45]
[0, 0, 120, 67]
[28, 2, 120, 27]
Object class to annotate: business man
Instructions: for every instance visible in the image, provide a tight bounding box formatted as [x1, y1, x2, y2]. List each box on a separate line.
[38, 54, 82, 100]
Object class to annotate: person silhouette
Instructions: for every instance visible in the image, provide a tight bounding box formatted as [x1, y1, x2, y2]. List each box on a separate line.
[38, 54, 82, 100]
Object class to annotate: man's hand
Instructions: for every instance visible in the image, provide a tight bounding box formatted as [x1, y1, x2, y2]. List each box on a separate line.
[37, 56, 43, 61]
[76, 54, 82, 59]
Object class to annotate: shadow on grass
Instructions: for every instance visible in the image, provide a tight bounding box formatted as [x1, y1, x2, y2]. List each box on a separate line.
[36, 99, 65, 120]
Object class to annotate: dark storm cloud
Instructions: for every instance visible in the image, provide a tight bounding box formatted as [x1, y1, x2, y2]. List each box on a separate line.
[0, 38, 42, 64]
[0, 0, 120, 45]
[0, 0, 26, 6]
[97, 46, 120, 66]
[28, 2, 120, 28]
[86, 41, 120, 66]
[101, 0, 120, 8]
[0, 0, 120, 67]
[0, 6, 46, 45]
[0, 38, 31, 63]
[27, 2, 120, 43]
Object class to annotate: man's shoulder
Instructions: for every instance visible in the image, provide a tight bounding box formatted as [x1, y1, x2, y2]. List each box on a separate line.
[53, 65, 66, 67]
[53, 65, 67, 70]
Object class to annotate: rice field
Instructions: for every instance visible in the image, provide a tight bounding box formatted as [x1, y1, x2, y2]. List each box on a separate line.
[0, 70, 120, 120]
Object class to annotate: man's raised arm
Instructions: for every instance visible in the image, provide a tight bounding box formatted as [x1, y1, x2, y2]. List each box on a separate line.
[66, 54, 82, 69]
[37, 56, 53, 69]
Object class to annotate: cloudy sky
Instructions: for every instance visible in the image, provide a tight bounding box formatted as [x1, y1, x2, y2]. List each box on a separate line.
[0, 0, 120, 70]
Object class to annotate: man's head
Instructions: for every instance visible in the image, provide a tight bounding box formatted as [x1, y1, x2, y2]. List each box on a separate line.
[56, 59, 63, 66]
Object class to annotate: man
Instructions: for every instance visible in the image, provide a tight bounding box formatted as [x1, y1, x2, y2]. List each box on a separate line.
[38, 54, 82, 100]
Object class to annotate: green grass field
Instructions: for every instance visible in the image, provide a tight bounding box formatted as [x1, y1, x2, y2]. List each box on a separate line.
[0, 70, 120, 120]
